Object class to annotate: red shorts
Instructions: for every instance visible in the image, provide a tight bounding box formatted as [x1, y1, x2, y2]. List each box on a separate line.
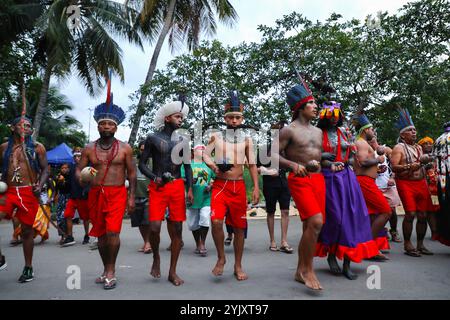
[357, 176, 391, 215]
[210, 179, 247, 229]
[148, 178, 186, 222]
[88, 185, 127, 237]
[64, 198, 89, 220]
[288, 173, 326, 222]
[0, 186, 38, 226]
[395, 179, 433, 213]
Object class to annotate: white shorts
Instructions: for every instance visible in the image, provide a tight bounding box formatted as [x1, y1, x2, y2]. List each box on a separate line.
[381, 187, 402, 208]
[187, 206, 211, 231]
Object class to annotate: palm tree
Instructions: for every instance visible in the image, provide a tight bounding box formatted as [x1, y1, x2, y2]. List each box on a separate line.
[32, 0, 144, 140]
[127, 0, 238, 145]
[0, 78, 87, 149]
[0, 0, 44, 46]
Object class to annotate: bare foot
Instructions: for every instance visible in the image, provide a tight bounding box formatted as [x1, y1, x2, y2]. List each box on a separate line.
[168, 273, 184, 286]
[150, 259, 161, 278]
[212, 259, 226, 276]
[143, 245, 152, 254]
[327, 255, 342, 275]
[233, 268, 248, 281]
[295, 271, 323, 290]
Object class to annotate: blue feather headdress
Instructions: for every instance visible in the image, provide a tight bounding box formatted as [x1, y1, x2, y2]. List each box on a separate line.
[93, 73, 125, 125]
[225, 90, 244, 115]
[395, 107, 415, 133]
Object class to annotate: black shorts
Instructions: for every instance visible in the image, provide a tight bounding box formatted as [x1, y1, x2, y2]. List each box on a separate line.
[263, 185, 291, 214]
[130, 198, 149, 227]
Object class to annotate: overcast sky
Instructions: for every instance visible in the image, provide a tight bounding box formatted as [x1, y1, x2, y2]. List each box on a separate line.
[57, 0, 411, 142]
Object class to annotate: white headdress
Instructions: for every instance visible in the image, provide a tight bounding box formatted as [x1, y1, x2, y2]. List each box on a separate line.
[153, 100, 189, 131]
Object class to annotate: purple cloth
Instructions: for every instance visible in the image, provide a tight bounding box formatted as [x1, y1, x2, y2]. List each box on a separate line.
[318, 167, 374, 248]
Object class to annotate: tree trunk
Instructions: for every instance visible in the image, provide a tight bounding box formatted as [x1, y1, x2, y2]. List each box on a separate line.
[128, 0, 177, 146]
[33, 63, 52, 141]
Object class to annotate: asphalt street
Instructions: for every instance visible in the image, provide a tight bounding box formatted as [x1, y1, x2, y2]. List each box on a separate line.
[0, 216, 449, 300]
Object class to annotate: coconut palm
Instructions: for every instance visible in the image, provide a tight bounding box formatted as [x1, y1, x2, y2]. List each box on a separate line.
[32, 0, 144, 140]
[0, 0, 44, 46]
[0, 78, 87, 149]
[127, 0, 238, 145]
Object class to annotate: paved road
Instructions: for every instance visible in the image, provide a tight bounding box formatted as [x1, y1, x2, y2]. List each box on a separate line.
[0, 217, 449, 300]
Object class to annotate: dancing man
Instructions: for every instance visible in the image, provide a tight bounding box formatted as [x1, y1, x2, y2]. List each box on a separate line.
[203, 91, 260, 281]
[139, 98, 193, 286]
[77, 93, 136, 289]
[368, 135, 403, 243]
[0, 116, 49, 282]
[274, 82, 325, 290]
[391, 107, 433, 257]
[353, 112, 392, 260]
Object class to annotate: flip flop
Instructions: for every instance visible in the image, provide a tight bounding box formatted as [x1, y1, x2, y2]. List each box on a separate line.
[10, 239, 22, 246]
[280, 245, 294, 254]
[418, 248, 434, 255]
[95, 275, 106, 284]
[224, 238, 232, 246]
[404, 249, 421, 257]
[200, 249, 208, 257]
[104, 277, 117, 290]
[368, 253, 389, 261]
[269, 246, 279, 252]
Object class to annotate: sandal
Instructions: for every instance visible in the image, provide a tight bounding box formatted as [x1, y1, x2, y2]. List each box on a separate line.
[279, 244, 293, 254]
[389, 230, 402, 243]
[369, 253, 389, 261]
[224, 237, 232, 246]
[10, 239, 22, 246]
[199, 248, 208, 257]
[269, 245, 279, 252]
[95, 275, 107, 284]
[103, 277, 117, 290]
[404, 249, 421, 257]
[418, 247, 434, 255]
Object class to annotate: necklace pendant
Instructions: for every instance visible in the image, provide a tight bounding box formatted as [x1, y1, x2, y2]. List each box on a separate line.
[12, 167, 23, 184]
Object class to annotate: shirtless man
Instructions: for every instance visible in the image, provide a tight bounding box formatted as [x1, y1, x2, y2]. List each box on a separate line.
[203, 91, 260, 281]
[368, 136, 403, 243]
[139, 99, 193, 286]
[0, 116, 48, 282]
[391, 107, 433, 257]
[77, 99, 136, 290]
[353, 114, 391, 260]
[274, 83, 325, 290]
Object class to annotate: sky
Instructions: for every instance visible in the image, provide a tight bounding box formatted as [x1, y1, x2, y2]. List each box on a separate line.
[57, 0, 412, 142]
